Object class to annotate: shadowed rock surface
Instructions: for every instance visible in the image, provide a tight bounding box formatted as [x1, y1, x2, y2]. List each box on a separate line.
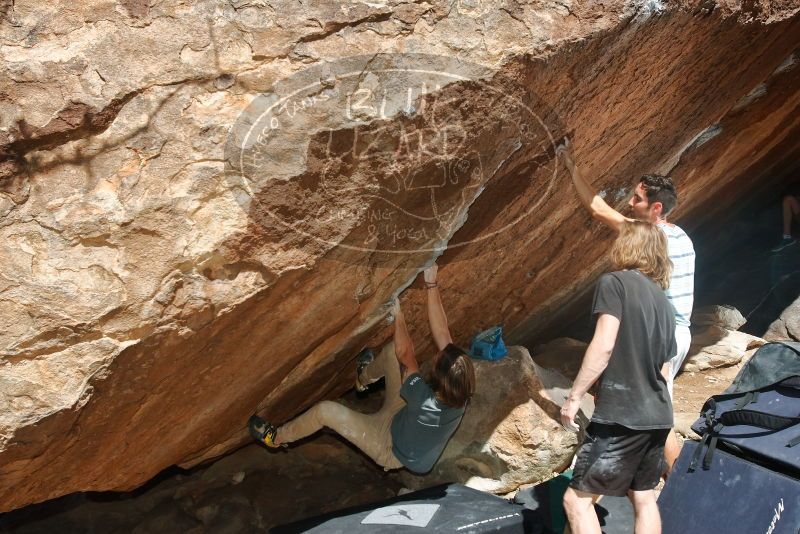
[1, 0, 800, 512]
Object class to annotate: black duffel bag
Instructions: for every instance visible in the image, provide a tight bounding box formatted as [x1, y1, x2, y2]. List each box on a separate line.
[690, 342, 800, 475]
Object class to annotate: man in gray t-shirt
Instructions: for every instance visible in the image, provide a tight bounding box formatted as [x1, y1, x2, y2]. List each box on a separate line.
[589, 270, 675, 429]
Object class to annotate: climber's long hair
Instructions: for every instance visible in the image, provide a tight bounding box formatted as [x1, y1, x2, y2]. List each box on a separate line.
[427, 343, 475, 408]
[610, 220, 673, 289]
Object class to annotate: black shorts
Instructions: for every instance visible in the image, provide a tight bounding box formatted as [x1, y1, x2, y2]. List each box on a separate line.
[569, 423, 669, 497]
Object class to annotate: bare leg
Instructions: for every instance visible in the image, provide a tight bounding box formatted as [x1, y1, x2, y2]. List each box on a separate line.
[563, 488, 602, 534]
[628, 489, 661, 534]
[663, 431, 680, 477]
[783, 195, 800, 235]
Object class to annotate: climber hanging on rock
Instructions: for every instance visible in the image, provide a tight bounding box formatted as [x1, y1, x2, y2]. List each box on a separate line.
[248, 263, 476, 474]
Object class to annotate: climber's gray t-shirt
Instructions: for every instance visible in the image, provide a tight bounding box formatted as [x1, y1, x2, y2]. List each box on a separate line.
[391, 373, 465, 473]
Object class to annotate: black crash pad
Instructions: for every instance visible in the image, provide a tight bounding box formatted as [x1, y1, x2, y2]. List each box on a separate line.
[272, 483, 538, 533]
[660, 441, 800, 534]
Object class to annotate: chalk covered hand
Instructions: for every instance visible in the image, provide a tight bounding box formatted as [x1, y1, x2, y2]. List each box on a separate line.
[555, 137, 575, 169]
[560, 396, 581, 433]
[423, 264, 438, 285]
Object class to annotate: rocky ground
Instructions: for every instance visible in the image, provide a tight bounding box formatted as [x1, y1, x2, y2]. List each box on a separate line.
[0, 353, 745, 533]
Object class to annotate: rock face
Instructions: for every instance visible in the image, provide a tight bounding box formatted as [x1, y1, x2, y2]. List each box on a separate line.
[2, 0, 800, 512]
[765, 295, 800, 341]
[684, 305, 767, 372]
[692, 305, 747, 331]
[397, 346, 579, 494]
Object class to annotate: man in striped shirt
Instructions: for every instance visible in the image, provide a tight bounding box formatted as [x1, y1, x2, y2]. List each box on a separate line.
[557, 138, 695, 474]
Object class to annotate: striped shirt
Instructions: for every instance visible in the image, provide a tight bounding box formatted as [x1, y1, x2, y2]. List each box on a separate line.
[658, 222, 695, 328]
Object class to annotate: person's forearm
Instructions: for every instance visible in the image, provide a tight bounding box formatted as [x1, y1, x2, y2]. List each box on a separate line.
[393, 306, 419, 374]
[568, 342, 612, 401]
[394, 306, 413, 360]
[566, 160, 597, 211]
[565, 158, 627, 231]
[426, 286, 453, 351]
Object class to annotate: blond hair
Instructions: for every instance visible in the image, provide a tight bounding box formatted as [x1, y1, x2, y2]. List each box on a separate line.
[610, 221, 673, 289]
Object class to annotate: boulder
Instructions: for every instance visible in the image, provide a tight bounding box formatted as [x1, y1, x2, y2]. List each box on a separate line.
[531, 337, 588, 380]
[396, 346, 579, 494]
[684, 327, 767, 372]
[691, 305, 747, 330]
[764, 295, 800, 342]
[2, 0, 800, 512]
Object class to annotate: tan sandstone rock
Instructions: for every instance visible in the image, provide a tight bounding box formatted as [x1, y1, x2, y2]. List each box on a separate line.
[691, 304, 747, 330]
[684, 324, 767, 372]
[765, 295, 800, 342]
[1, 0, 800, 512]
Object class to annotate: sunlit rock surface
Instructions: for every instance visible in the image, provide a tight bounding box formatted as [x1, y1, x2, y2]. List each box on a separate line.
[1, 0, 799, 511]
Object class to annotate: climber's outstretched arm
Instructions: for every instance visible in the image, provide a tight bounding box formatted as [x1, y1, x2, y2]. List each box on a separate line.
[393, 298, 419, 379]
[424, 264, 453, 351]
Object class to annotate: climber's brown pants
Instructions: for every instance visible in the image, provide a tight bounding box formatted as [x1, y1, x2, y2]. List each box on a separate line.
[277, 341, 405, 469]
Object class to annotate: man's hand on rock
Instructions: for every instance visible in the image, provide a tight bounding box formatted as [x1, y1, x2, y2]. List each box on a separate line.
[556, 137, 575, 170]
[560, 396, 581, 433]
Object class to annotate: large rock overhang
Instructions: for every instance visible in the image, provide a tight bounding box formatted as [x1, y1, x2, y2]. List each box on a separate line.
[0, 0, 799, 512]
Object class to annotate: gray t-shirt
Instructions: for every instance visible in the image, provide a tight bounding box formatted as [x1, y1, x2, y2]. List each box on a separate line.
[590, 270, 676, 430]
[390, 373, 465, 473]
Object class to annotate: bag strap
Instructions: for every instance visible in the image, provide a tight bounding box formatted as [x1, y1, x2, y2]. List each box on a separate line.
[718, 409, 800, 431]
[689, 406, 719, 472]
[703, 435, 719, 470]
[731, 391, 757, 409]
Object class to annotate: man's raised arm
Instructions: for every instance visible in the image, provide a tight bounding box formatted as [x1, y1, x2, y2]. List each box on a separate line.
[556, 138, 630, 232]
